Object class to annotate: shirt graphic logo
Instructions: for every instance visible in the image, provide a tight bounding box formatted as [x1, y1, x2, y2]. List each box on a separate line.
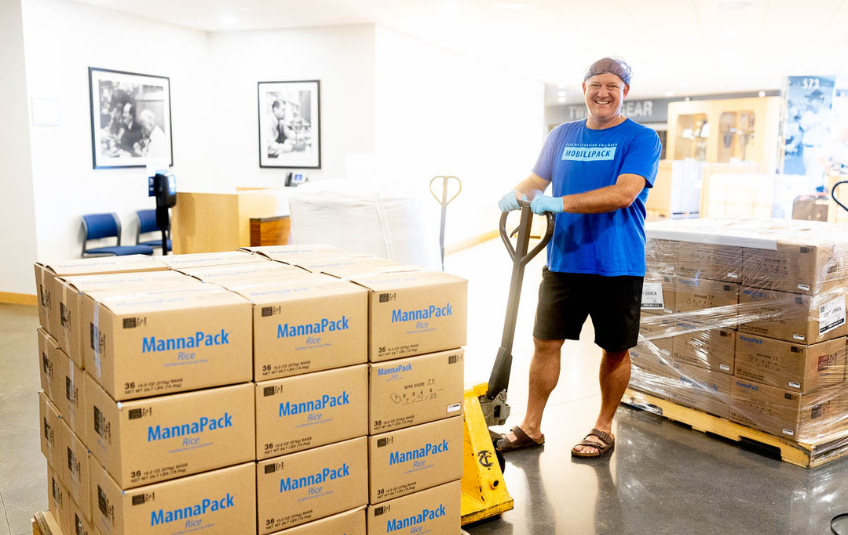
[561, 144, 617, 162]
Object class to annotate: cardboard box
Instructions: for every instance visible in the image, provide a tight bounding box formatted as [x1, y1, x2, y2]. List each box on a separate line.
[269, 507, 365, 535]
[675, 277, 739, 314]
[672, 321, 735, 374]
[229, 277, 368, 381]
[296, 257, 414, 279]
[38, 328, 57, 400]
[730, 380, 848, 441]
[366, 481, 461, 535]
[59, 419, 91, 521]
[738, 286, 848, 344]
[677, 242, 743, 283]
[48, 464, 71, 535]
[180, 261, 306, 282]
[734, 335, 845, 392]
[256, 365, 368, 459]
[54, 347, 86, 435]
[90, 461, 256, 535]
[243, 244, 360, 263]
[85, 374, 254, 489]
[368, 416, 463, 504]
[158, 250, 268, 270]
[71, 497, 96, 535]
[637, 316, 674, 356]
[666, 362, 732, 418]
[742, 235, 848, 295]
[645, 238, 679, 277]
[369, 350, 464, 434]
[642, 274, 675, 315]
[55, 271, 203, 367]
[39, 391, 61, 467]
[34, 256, 167, 339]
[350, 271, 467, 362]
[81, 287, 252, 400]
[257, 437, 368, 534]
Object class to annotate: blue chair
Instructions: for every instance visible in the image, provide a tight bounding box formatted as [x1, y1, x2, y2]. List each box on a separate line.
[136, 209, 171, 252]
[81, 213, 154, 257]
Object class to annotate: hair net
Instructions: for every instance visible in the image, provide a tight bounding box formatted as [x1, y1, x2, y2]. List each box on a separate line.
[584, 57, 632, 85]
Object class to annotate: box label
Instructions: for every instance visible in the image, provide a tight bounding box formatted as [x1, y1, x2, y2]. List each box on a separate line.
[641, 283, 665, 310]
[819, 297, 846, 335]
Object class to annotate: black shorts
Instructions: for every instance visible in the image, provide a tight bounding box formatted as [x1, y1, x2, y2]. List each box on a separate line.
[533, 267, 643, 352]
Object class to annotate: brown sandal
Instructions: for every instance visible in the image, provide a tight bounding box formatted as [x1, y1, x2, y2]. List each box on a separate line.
[495, 426, 545, 453]
[571, 428, 615, 458]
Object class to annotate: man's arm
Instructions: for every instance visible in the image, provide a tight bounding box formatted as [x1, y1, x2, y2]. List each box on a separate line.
[560, 173, 646, 214]
[510, 173, 551, 201]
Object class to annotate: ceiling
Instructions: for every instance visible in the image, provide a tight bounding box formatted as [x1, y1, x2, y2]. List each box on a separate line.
[71, 0, 848, 100]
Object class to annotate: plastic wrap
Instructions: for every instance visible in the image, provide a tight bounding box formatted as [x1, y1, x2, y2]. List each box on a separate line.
[287, 180, 442, 271]
[633, 218, 848, 459]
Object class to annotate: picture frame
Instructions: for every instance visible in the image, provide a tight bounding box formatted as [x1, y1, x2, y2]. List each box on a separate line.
[258, 80, 321, 169]
[88, 67, 173, 169]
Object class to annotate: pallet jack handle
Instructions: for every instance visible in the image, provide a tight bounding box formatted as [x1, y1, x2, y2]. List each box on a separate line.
[486, 200, 555, 401]
[430, 176, 462, 271]
[832, 180, 848, 214]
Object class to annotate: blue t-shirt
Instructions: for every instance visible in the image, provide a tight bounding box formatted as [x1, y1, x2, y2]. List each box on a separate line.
[532, 118, 661, 277]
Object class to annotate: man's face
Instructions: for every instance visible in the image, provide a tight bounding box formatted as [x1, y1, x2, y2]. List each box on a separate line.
[582, 73, 629, 122]
[122, 104, 133, 125]
[807, 97, 824, 113]
[273, 106, 285, 120]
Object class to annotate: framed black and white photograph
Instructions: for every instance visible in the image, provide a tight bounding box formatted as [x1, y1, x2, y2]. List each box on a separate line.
[89, 67, 173, 169]
[258, 80, 321, 169]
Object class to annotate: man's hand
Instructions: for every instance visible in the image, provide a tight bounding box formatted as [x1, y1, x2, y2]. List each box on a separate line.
[498, 191, 527, 212]
[530, 195, 563, 214]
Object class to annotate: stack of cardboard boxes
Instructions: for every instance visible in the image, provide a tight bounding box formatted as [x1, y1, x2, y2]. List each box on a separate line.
[34, 245, 467, 535]
[632, 218, 848, 444]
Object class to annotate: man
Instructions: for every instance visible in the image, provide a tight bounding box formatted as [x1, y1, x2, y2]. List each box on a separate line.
[264, 99, 302, 157]
[799, 88, 831, 188]
[119, 102, 143, 155]
[496, 57, 661, 458]
[139, 109, 167, 160]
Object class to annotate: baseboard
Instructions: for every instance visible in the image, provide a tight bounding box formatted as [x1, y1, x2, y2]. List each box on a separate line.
[0, 292, 37, 306]
[445, 230, 499, 255]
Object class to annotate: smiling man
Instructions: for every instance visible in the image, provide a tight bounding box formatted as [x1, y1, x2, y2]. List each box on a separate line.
[496, 57, 661, 458]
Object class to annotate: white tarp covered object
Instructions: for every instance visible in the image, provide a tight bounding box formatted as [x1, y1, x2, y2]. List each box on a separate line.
[288, 180, 442, 270]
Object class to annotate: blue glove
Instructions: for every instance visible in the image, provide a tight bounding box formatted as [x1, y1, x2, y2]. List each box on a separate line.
[530, 194, 563, 214]
[498, 191, 526, 212]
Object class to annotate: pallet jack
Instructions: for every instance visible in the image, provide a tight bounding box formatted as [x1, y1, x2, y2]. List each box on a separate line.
[460, 200, 555, 526]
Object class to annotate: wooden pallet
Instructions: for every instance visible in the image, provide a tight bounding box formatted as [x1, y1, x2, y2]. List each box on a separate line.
[621, 388, 848, 469]
[31, 512, 52, 535]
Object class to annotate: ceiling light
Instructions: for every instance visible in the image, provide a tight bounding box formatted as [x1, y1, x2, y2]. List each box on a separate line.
[557, 82, 567, 89]
[665, 90, 674, 97]
[557, 97, 566, 103]
[557, 91, 566, 97]
[758, 91, 766, 97]
[496, 2, 531, 10]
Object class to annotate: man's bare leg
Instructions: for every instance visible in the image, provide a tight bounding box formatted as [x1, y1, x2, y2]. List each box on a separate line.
[573, 349, 631, 454]
[504, 337, 564, 443]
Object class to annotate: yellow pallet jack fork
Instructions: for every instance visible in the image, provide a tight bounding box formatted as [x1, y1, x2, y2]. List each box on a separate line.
[461, 200, 554, 526]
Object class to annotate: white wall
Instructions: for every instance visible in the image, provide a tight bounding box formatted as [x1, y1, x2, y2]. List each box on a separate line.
[207, 24, 376, 189]
[22, 0, 212, 262]
[374, 26, 545, 245]
[0, 0, 38, 295]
